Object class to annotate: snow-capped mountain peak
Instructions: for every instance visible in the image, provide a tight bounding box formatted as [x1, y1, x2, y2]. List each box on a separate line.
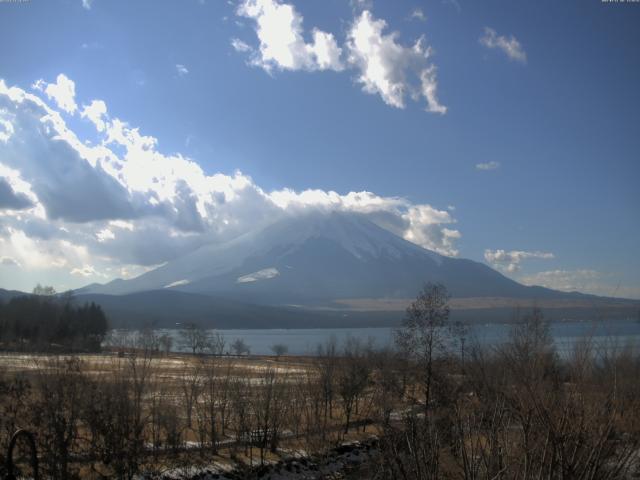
[80, 211, 553, 304]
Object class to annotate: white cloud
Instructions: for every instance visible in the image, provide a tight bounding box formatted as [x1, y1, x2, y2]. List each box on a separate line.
[0, 228, 75, 270]
[269, 189, 460, 256]
[346, 11, 446, 112]
[0, 75, 462, 288]
[231, 38, 253, 53]
[309, 29, 344, 71]
[237, 0, 343, 72]
[82, 0, 93, 10]
[80, 100, 108, 132]
[402, 206, 460, 256]
[109, 220, 134, 231]
[485, 249, 554, 273]
[176, 64, 189, 76]
[0, 116, 14, 143]
[70, 264, 106, 278]
[96, 228, 115, 242]
[0, 83, 137, 222]
[476, 161, 500, 171]
[33, 74, 78, 114]
[234, 2, 445, 113]
[480, 27, 527, 64]
[409, 8, 426, 21]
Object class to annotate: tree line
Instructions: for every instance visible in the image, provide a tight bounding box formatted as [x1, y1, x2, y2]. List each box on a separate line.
[0, 285, 109, 352]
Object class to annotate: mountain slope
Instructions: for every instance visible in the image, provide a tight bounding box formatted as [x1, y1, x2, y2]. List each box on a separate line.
[81, 211, 580, 305]
[73, 290, 390, 329]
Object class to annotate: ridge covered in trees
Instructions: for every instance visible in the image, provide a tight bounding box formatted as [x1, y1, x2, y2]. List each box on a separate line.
[0, 285, 109, 352]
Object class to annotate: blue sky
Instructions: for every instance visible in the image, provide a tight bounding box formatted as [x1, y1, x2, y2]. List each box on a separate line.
[0, 0, 638, 298]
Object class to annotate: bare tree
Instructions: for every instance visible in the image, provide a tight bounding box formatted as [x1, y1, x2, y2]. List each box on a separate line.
[395, 282, 451, 413]
[0, 371, 31, 460]
[252, 368, 284, 464]
[83, 365, 147, 480]
[197, 356, 221, 452]
[32, 284, 56, 296]
[158, 333, 173, 356]
[179, 322, 210, 355]
[124, 349, 155, 478]
[270, 343, 288, 359]
[105, 329, 135, 354]
[229, 377, 253, 460]
[31, 356, 85, 480]
[180, 362, 202, 430]
[371, 347, 405, 428]
[208, 331, 226, 356]
[316, 336, 338, 437]
[217, 359, 234, 437]
[337, 337, 371, 433]
[137, 327, 160, 353]
[231, 337, 250, 356]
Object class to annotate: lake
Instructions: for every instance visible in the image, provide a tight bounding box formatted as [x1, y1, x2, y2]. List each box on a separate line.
[118, 318, 640, 356]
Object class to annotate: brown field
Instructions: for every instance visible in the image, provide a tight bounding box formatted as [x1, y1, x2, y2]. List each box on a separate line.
[0, 347, 386, 479]
[1, 304, 639, 479]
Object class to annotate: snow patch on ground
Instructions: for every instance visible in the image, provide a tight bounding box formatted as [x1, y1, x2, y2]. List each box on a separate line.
[153, 439, 378, 480]
[237, 267, 280, 284]
[164, 279, 191, 288]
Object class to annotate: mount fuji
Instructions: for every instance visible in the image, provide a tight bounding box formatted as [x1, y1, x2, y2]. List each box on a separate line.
[82, 211, 570, 303]
[74, 211, 639, 327]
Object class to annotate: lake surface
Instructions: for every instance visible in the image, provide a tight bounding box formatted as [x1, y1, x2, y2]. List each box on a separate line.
[126, 318, 640, 356]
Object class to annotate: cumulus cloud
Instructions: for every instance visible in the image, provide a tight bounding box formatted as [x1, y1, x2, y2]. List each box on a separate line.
[80, 100, 108, 132]
[484, 249, 554, 273]
[480, 27, 527, 63]
[0, 75, 461, 286]
[269, 189, 460, 256]
[0, 227, 76, 270]
[347, 11, 446, 113]
[0, 83, 137, 222]
[476, 161, 500, 171]
[235, 1, 445, 112]
[236, 0, 343, 72]
[33, 74, 78, 114]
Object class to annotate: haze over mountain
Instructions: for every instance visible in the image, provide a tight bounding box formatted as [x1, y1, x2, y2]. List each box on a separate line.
[80, 211, 586, 305]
